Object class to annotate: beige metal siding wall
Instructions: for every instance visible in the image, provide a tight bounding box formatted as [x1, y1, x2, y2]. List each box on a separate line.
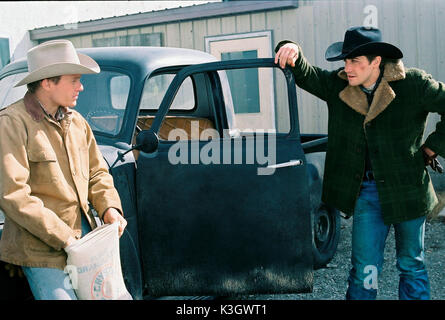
[62, 0, 444, 135]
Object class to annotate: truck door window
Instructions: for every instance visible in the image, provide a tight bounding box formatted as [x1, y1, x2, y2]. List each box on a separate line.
[138, 74, 209, 141]
[140, 74, 195, 111]
[220, 66, 291, 135]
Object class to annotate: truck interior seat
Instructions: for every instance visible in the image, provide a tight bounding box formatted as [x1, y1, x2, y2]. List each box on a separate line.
[132, 115, 217, 160]
[137, 115, 216, 141]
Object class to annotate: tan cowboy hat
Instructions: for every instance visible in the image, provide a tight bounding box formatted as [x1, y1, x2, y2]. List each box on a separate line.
[14, 39, 100, 87]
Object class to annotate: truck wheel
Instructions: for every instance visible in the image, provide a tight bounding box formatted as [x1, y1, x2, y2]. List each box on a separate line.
[311, 204, 340, 269]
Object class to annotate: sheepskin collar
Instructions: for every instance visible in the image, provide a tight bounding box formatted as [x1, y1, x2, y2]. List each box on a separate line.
[337, 60, 406, 125]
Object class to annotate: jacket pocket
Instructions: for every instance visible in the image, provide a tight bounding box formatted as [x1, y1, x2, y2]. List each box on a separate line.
[28, 149, 59, 184]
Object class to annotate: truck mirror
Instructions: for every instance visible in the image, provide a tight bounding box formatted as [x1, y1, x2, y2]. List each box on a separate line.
[109, 130, 159, 170]
[135, 130, 159, 154]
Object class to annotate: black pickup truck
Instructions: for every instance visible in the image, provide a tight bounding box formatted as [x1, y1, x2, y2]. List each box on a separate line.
[0, 46, 340, 300]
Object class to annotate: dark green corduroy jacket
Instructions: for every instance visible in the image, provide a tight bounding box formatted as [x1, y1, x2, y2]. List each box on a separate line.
[277, 41, 445, 225]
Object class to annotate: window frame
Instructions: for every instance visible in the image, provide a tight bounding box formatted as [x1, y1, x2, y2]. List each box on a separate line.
[139, 70, 198, 113]
[75, 69, 132, 137]
[148, 59, 299, 144]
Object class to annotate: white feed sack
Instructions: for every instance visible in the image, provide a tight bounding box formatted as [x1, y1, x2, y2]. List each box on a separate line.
[64, 222, 132, 300]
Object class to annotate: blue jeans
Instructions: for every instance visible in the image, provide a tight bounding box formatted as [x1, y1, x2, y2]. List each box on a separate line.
[22, 214, 92, 300]
[346, 180, 430, 300]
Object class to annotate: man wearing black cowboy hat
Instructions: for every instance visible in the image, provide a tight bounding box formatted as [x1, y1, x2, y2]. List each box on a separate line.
[275, 26, 445, 300]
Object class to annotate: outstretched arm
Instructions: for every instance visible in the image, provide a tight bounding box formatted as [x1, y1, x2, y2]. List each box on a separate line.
[274, 40, 340, 102]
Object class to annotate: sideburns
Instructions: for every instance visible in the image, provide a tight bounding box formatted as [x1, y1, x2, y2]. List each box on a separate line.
[27, 76, 61, 93]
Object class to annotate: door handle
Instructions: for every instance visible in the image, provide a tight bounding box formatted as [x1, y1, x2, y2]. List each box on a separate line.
[266, 159, 303, 169]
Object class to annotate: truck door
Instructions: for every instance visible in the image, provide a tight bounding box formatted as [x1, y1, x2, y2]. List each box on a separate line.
[135, 59, 313, 296]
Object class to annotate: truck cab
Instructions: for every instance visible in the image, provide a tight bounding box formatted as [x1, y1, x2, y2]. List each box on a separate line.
[0, 46, 339, 299]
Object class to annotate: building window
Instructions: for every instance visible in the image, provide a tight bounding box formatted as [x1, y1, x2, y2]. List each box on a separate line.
[92, 33, 162, 47]
[205, 31, 276, 131]
[220, 50, 260, 114]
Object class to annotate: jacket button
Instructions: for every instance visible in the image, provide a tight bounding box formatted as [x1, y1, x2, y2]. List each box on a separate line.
[356, 147, 362, 153]
[355, 173, 361, 180]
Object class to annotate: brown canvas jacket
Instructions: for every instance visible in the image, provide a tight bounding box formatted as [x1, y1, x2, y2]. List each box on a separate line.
[0, 92, 123, 270]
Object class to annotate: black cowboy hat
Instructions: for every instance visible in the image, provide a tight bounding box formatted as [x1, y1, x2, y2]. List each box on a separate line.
[325, 26, 403, 62]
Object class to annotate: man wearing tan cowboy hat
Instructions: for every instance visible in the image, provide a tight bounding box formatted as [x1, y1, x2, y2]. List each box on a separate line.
[0, 39, 127, 299]
[275, 26, 445, 300]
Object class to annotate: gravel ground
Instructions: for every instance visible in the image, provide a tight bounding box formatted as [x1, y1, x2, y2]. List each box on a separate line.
[237, 212, 445, 300]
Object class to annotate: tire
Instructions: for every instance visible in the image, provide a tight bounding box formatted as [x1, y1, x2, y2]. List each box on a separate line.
[311, 204, 341, 270]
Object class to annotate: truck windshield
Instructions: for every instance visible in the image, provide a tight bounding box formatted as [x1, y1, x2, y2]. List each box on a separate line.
[76, 71, 130, 136]
[0, 71, 130, 137]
